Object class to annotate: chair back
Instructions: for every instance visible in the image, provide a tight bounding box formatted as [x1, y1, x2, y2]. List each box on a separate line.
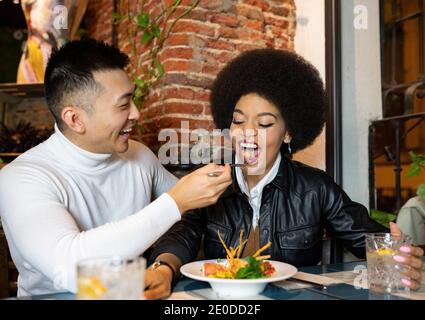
[0, 229, 18, 298]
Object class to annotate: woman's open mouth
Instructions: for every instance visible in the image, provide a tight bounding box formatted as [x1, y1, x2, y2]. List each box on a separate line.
[239, 142, 260, 165]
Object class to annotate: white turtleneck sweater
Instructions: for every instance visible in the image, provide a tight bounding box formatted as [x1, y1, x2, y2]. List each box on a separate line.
[0, 126, 180, 297]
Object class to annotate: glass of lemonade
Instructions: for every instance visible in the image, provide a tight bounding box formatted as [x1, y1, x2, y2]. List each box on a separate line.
[365, 233, 411, 294]
[77, 256, 145, 300]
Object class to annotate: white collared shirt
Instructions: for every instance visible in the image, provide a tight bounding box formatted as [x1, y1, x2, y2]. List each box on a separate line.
[235, 153, 282, 229]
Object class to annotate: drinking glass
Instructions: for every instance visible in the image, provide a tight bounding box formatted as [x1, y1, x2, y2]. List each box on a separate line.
[365, 233, 411, 294]
[77, 256, 145, 300]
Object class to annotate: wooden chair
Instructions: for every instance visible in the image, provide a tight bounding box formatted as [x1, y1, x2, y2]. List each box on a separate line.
[0, 229, 18, 298]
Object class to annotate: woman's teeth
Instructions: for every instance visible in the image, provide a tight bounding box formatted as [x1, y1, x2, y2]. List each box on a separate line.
[240, 142, 260, 165]
[240, 142, 258, 149]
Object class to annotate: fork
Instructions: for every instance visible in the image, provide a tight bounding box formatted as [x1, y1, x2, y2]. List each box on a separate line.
[207, 164, 245, 177]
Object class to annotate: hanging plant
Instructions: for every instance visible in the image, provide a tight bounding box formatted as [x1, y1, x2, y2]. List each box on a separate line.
[113, 0, 200, 108]
[407, 151, 425, 201]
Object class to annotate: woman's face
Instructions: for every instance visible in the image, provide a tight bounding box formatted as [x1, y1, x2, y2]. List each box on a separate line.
[230, 93, 289, 176]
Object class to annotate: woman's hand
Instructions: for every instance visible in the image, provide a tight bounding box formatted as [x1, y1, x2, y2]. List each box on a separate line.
[390, 222, 424, 290]
[144, 266, 173, 300]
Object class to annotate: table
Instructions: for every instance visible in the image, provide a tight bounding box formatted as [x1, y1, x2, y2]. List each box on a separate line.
[9, 260, 425, 300]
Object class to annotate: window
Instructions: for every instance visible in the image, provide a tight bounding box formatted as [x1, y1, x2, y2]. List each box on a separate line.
[369, 0, 425, 213]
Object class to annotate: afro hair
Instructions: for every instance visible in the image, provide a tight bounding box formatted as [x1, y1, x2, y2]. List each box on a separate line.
[210, 49, 326, 153]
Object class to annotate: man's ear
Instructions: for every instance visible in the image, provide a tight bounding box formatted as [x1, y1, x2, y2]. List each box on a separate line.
[61, 106, 86, 134]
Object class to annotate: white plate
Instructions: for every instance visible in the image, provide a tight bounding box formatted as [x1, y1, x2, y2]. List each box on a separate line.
[180, 259, 298, 298]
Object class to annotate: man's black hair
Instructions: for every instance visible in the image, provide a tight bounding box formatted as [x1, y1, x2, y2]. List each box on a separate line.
[44, 38, 130, 130]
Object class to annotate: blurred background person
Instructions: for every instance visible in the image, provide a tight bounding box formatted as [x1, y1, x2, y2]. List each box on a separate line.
[397, 196, 425, 251]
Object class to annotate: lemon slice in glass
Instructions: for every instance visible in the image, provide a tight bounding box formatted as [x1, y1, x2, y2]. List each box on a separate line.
[77, 276, 108, 299]
[376, 248, 395, 256]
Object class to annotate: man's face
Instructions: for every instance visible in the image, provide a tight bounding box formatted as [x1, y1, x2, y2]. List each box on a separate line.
[80, 69, 140, 154]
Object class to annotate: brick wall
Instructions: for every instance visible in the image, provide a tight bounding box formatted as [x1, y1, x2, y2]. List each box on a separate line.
[85, 0, 114, 44]
[85, 0, 297, 153]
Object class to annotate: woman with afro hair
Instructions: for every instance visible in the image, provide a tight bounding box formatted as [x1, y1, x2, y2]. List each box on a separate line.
[146, 49, 423, 299]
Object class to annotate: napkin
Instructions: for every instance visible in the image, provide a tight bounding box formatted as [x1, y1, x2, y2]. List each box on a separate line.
[290, 272, 345, 286]
[166, 291, 204, 300]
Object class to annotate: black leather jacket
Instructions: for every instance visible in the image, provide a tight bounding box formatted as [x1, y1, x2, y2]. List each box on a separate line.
[150, 156, 386, 267]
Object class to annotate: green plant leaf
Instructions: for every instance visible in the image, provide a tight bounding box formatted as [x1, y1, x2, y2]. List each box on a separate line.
[153, 59, 165, 77]
[137, 13, 150, 28]
[408, 162, 421, 178]
[417, 184, 425, 201]
[152, 23, 160, 38]
[0, 157, 3, 164]
[370, 209, 396, 228]
[134, 78, 143, 87]
[134, 87, 143, 98]
[407, 151, 425, 200]
[141, 30, 154, 45]
[409, 151, 418, 161]
[408, 151, 425, 178]
[133, 96, 141, 109]
[134, 78, 147, 89]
